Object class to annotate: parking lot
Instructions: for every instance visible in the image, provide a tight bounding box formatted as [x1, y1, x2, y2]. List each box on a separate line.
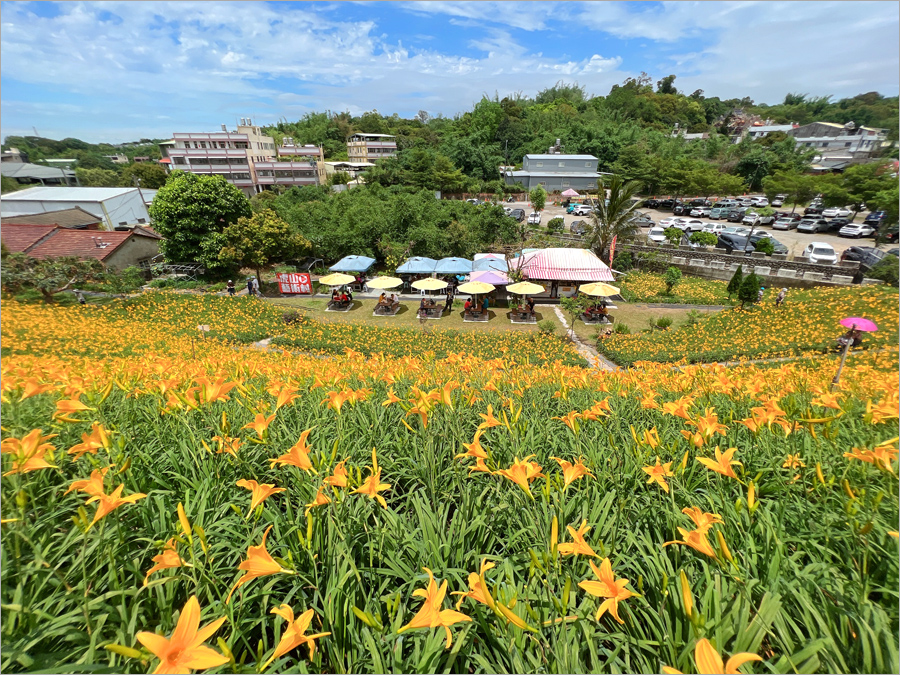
[506, 199, 892, 258]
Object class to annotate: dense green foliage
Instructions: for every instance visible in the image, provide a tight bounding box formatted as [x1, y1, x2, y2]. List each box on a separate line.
[218, 210, 312, 282]
[0, 253, 104, 302]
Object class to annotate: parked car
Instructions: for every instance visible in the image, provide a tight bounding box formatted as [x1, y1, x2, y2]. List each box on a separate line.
[466, 198, 481, 205]
[673, 202, 690, 215]
[742, 212, 761, 226]
[839, 223, 875, 238]
[748, 233, 788, 254]
[676, 219, 705, 233]
[703, 223, 729, 235]
[647, 226, 667, 243]
[717, 199, 739, 208]
[822, 207, 852, 218]
[689, 198, 712, 207]
[804, 205, 824, 216]
[797, 218, 830, 234]
[629, 211, 654, 227]
[709, 207, 731, 220]
[727, 208, 748, 223]
[721, 226, 751, 236]
[658, 217, 685, 229]
[509, 209, 526, 222]
[826, 217, 851, 231]
[864, 211, 887, 226]
[690, 206, 711, 218]
[643, 198, 660, 208]
[802, 242, 838, 265]
[571, 204, 593, 216]
[570, 220, 588, 236]
[655, 198, 676, 210]
[883, 225, 899, 243]
[773, 217, 798, 231]
[840, 246, 886, 271]
[503, 206, 513, 216]
[751, 197, 769, 207]
[771, 197, 784, 207]
[527, 212, 542, 225]
[716, 233, 751, 253]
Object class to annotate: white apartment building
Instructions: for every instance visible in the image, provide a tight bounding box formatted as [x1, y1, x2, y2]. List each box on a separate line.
[347, 133, 397, 163]
[788, 121, 889, 158]
[159, 120, 323, 196]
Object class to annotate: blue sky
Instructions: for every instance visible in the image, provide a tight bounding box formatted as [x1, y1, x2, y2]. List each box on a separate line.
[1, 1, 898, 143]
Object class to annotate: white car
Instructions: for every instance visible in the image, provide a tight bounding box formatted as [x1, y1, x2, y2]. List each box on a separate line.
[752, 197, 769, 207]
[658, 217, 684, 228]
[773, 217, 798, 231]
[571, 204, 593, 216]
[803, 242, 838, 265]
[527, 212, 542, 225]
[839, 223, 875, 238]
[823, 207, 852, 218]
[702, 223, 728, 235]
[503, 207, 513, 216]
[690, 207, 711, 217]
[722, 226, 751, 236]
[647, 226, 667, 243]
[742, 212, 761, 226]
[677, 219, 705, 232]
[771, 198, 784, 207]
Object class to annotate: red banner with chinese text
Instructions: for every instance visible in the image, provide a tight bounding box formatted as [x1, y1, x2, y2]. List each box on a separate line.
[276, 272, 313, 295]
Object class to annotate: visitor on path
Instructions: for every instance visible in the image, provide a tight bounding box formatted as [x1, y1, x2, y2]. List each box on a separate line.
[251, 277, 260, 297]
[227, 280, 236, 296]
[775, 288, 787, 307]
[758, 287, 765, 303]
[247, 278, 254, 295]
[74, 289, 86, 305]
[444, 291, 453, 314]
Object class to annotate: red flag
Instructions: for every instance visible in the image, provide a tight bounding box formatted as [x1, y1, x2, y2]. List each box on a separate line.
[609, 235, 617, 267]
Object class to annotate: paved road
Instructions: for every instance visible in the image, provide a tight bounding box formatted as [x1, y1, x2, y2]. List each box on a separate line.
[506, 199, 890, 257]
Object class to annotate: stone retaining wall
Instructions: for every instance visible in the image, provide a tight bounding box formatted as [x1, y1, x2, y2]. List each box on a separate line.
[620, 243, 883, 288]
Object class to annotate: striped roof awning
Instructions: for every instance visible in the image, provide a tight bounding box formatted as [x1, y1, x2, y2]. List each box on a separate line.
[521, 248, 614, 282]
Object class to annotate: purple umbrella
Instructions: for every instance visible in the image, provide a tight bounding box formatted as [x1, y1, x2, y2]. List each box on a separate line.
[839, 317, 878, 332]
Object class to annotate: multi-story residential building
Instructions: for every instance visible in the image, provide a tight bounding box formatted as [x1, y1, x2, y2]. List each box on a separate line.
[347, 133, 397, 163]
[159, 120, 324, 196]
[788, 121, 889, 158]
[275, 138, 326, 185]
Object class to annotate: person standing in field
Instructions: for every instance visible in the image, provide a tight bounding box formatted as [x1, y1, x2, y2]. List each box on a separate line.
[775, 288, 787, 307]
[444, 290, 454, 314]
[227, 280, 236, 296]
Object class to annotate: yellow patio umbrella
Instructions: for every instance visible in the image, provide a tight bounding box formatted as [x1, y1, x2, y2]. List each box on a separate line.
[365, 276, 403, 289]
[456, 281, 496, 294]
[318, 272, 356, 286]
[578, 282, 621, 297]
[411, 278, 448, 291]
[506, 281, 545, 295]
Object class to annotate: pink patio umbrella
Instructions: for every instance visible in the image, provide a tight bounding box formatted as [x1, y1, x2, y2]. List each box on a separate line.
[832, 317, 878, 390]
[561, 188, 581, 197]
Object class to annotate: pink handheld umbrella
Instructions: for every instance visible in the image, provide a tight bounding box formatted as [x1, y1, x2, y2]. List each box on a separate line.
[839, 317, 878, 332]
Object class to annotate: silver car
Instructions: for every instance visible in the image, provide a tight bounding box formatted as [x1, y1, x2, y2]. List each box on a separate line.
[773, 217, 798, 231]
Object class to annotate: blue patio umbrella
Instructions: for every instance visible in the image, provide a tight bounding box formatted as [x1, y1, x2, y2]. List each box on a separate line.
[395, 257, 437, 274]
[328, 255, 376, 273]
[435, 257, 473, 275]
[473, 257, 508, 272]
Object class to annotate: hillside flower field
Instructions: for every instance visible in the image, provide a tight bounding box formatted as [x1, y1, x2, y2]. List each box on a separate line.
[601, 285, 899, 366]
[1, 294, 898, 674]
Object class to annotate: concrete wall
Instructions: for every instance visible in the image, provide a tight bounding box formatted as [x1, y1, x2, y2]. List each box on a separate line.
[104, 236, 161, 271]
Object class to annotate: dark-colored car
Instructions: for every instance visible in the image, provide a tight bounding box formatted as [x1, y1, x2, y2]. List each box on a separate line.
[673, 202, 689, 215]
[509, 209, 526, 222]
[804, 205, 824, 216]
[570, 220, 588, 236]
[716, 233, 751, 253]
[840, 246, 884, 269]
[864, 211, 886, 226]
[643, 198, 660, 208]
[689, 198, 712, 207]
[655, 198, 676, 210]
[748, 233, 788, 254]
[883, 225, 899, 243]
[827, 217, 852, 232]
[727, 208, 748, 223]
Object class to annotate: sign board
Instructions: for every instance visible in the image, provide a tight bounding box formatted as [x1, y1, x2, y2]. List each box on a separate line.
[197, 325, 210, 332]
[276, 272, 313, 295]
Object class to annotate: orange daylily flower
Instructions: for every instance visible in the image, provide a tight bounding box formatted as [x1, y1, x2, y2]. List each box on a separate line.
[305, 486, 331, 513]
[268, 384, 299, 410]
[457, 430, 488, 460]
[144, 538, 188, 583]
[270, 429, 315, 472]
[686, 408, 728, 442]
[67, 422, 112, 459]
[696, 446, 741, 479]
[550, 456, 593, 489]
[19, 377, 53, 401]
[263, 605, 331, 669]
[236, 479, 286, 514]
[211, 434, 242, 457]
[631, 426, 661, 449]
[53, 398, 93, 422]
[86, 484, 147, 527]
[353, 448, 391, 508]
[557, 520, 599, 558]
[663, 527, 717, 558]
[681, 506, 724, 533]
[642, 457, 674, 493]
[452, 559, 535, 631]
[322, 390, 348, 414]
[844, 439, 898, 473]
[323, 459, 349, 488]
[496, 456, 544, 497]
[65, 466, 111, 497]
[397, 567, 472, 649]
[469, 457, 492, 474]
[578, 557, 633, 624]
[553, 411, 582, 433]
[227, 526, 291, 603]
[663, 638, 763, 674]
[382, 388, 401, 406]
[477, 405, 502, 431]
[242, 412, 276, 439]
[1, 429, 57, 475]
[811, 393, 842, 410]
[782, 454, 805, 469]
[661, 396, 694, 420]
[193, 377, 239, 405]
[136, 595, 228, 674]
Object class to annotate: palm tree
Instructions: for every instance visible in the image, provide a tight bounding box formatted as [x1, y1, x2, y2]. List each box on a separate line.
[586, 175, 644, 264]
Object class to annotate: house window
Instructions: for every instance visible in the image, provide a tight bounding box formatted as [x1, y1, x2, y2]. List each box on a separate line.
[562, 181, 570, 187]
[200, 142, 207, 149]
[845, 142, 851, 147]
[535, 162, 543, 167]
[822, 143, 829, 148]
[585, 162, 591, 167]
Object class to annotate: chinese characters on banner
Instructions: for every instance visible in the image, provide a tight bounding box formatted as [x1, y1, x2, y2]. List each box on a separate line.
[276, 272, 313, 295]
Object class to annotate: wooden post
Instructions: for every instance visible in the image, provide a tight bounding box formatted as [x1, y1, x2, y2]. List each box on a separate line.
[831, 339, 851, 392]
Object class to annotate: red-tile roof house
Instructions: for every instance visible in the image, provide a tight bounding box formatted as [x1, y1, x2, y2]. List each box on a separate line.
[1, 224, 161, 270]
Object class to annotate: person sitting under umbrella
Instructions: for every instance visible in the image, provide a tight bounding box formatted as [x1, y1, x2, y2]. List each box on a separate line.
[837, 328, 862, 348]
[526, 296, 536, 317]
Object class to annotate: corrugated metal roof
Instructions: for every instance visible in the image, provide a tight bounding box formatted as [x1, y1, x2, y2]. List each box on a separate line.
[521, 248, 614, 282]
[525, 154, 598, 160]
[1, 186, 140, 202]
[0, 162, 75, 180]
[506, 170, 608, 179]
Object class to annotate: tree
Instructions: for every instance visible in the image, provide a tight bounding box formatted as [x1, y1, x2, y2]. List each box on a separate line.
[737, 272, 761, 309]
[656, 75, 678, 95]
[587, 175, 643, 262]
[148, 171, 251, 274]
[0, 253, 104, 302]
[218, 209, 312, 284]
[559, 294, 590, 336]
[689, 231, 718, 247]
[119, 162, 168, 189]
[547, 217, 564, 233]
[329, 171, 351, 187]
[836, 162, 896, 221]
[663, 227, 683, 247]
[102, 266, 145, 296]
[529, 185, 546, 213]
[726, 264, 743, 299]
[663, 266, 682, 295]
[75, 167, 119, 187]
[754, 238, 775, 255]
[1, 176, 27, 193]
[761, 170, 817, 213]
